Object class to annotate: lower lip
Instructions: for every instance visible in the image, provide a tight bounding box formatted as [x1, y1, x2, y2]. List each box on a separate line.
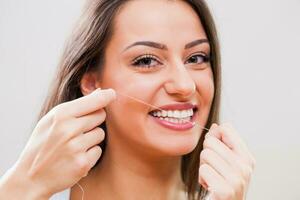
[149, 112, 197, 131]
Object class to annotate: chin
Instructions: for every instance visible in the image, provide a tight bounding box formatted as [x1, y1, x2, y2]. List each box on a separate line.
[143, 127, 202, 157]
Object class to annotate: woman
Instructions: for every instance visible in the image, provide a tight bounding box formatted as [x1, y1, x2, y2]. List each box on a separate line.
[0, 0, 256, 199]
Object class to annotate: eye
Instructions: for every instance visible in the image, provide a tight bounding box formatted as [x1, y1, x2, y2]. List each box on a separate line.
[131, 54, 161, 68]
[185, 53, 211, 65]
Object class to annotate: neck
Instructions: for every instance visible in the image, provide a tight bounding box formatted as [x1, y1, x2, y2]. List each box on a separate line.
[74, 136, 187, 200]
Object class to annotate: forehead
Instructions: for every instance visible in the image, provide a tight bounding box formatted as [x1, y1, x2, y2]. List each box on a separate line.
[109, 0, 208, 52]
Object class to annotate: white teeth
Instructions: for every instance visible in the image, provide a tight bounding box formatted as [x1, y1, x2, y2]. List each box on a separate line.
[162, 110, 167, 117]
[159, 116, 192, 124]
[151, 109, 194, 119]
[182, 110, 188, 118]
[174, 110, 180, 118]
[157, 111, 162, 117]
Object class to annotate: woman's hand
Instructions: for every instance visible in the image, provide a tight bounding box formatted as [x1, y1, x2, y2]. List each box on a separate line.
[0, 88, 116, 199]
[198, 123, 256, 200]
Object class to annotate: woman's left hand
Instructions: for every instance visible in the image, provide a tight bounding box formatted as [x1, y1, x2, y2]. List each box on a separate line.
[198, 123, 256, 200]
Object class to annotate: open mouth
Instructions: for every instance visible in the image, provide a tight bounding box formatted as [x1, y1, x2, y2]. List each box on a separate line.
[148, 103, 198, 131]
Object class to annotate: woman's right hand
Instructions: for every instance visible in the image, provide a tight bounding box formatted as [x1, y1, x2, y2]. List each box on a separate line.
[0, 88, 116, 199]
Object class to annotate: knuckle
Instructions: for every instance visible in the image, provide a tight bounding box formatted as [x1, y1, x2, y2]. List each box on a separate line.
[67, 139, 82, 153]
[208, 137, 215, 145]
[98, 109, 107, 121]
[75, 156, 89, 176]
[203, 137, 213, 148]
[94, 145, 103, 157]
[200, 149, 211, 161]
[220, 125, 230, 134]
[240, 179, 247, 189]
[203, 138, 209, 148]
[50, 119, 70, 138]
[96, 128, 105, 141]
[90, 128, 105, 143]
[94, 126, 104, 134]
[242, 165, 252, 178]
[231, 175, 242, 190]
[222, 187, 235, 199]
[51, 104, 67, 122]
[199, 163, 209, 175]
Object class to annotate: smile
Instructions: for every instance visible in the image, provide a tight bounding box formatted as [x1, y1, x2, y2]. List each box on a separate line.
[149, 103, 198, 131]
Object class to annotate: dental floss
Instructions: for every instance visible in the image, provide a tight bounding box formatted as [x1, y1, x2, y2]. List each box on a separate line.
[75, 91, 211, 200]
[76, 183, 85, 200]
[116, 90, 210, 131]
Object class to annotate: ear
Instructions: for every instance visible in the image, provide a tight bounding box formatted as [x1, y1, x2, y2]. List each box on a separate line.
[80, 71, 102, 96]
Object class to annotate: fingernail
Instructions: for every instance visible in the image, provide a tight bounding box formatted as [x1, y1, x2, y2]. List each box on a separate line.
[211, 123, 218, 129]
[205, 123, 217, 138]
[92, 88, 101, 94]
[107, 88, 116, 100]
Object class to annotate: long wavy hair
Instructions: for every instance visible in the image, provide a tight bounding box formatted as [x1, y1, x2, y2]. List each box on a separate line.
[37, 0, 221, 199]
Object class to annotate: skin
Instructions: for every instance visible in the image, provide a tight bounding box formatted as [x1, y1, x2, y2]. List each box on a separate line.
[74, 0, 255, 200]
[75, 0, 213, 199]
[0, 0, 255, 200]
[0, 88, 116, 200]
[75, 0, 214, 199]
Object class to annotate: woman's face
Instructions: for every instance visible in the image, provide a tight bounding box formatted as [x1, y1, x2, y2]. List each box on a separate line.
[99, 0, 214, 156]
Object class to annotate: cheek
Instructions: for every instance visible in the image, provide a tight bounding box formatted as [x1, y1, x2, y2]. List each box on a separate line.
[193, 70, 215, 104]
[101, 70, 165, 135]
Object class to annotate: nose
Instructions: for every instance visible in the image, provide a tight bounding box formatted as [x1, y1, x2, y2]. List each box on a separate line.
[164, 63, 196, 99]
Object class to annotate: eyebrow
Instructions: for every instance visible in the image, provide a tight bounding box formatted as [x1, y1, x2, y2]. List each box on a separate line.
[122, 38, 209, 52]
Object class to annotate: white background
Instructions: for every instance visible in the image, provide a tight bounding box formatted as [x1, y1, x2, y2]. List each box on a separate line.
[0, 0, 299, 199]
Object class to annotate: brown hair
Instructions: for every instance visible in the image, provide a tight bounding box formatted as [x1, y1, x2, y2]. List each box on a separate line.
[37, 0, 221, 199]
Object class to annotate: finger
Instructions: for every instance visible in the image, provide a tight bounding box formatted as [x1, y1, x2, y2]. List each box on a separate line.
[200, 148, 247, 195]
[199, 164, 235, 200]
[75, 108, 106, 133]
[198, 173, 209, 190]
[206, 123, 244, 154]
[65, 88, 116, 118]
[86, 145, 102, 171]
[200, 148, 236, 183]
[204, 131, 255, 180]
[203, 136, 239, 169]
[198, 164, 227, 192]
[55, 109, 106, 139]
[81, 128, 105, 151]
[69, 127, 105, 152]
[222, 123, 256, 168]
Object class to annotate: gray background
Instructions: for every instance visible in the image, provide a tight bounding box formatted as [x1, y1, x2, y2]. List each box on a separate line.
[0, 0, 299, 199]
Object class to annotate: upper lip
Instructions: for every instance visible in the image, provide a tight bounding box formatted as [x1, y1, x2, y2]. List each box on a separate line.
[150, 103, 197, 112]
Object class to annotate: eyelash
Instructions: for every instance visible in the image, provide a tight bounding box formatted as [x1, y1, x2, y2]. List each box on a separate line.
[131, 53, 211, 69]
[131, 54, 161, 68]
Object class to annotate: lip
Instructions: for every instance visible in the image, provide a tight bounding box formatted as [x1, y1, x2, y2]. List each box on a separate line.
[149, 103, 198, 131]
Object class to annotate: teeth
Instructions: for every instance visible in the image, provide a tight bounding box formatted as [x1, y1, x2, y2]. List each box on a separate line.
[151, 109, 194, 119]
[182, 110, 188, 118]
[162, 110, 167, 117]
[156, 116, 192, 124]
[174, 110, 180, 118]
[157, 112, 162, 117]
